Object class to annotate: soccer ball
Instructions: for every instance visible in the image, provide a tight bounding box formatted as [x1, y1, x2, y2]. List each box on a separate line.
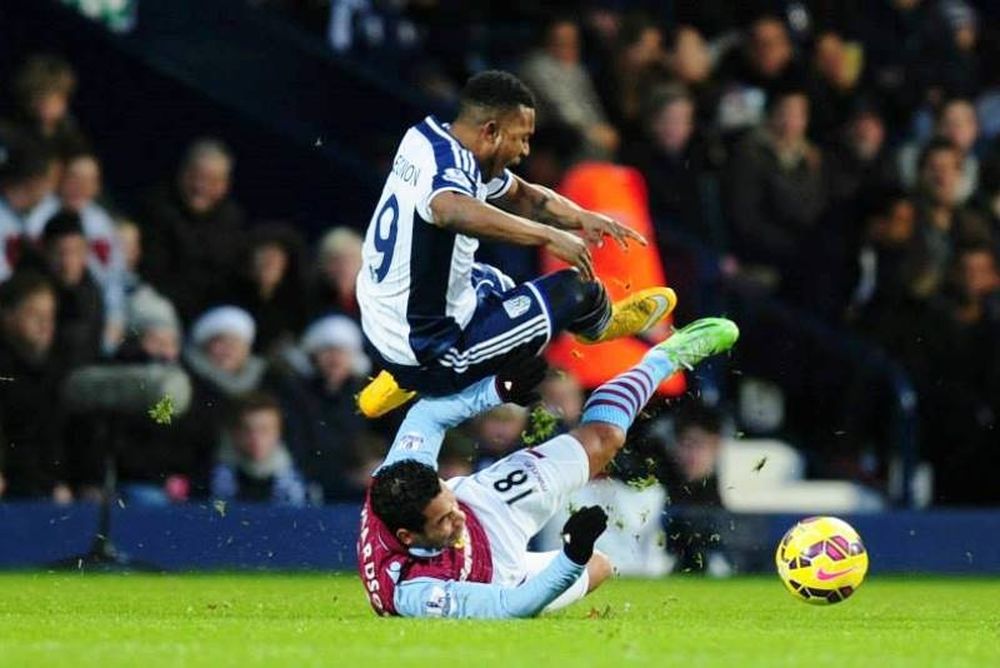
[775, 516, 868, 605]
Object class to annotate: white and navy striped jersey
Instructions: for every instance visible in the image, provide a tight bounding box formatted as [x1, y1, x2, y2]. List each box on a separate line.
[357, 115, 514, 367]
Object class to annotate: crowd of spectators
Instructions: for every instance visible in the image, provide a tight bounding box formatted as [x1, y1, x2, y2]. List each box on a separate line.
[310, 0, 1000, 505]
[0, 53, 387, 506]
[3, 0, 1000, 510]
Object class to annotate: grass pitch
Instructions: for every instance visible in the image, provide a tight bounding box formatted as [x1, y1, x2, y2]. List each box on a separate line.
[0, 573, 998, 668]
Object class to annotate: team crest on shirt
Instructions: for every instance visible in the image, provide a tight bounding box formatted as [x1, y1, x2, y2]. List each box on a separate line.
[398, 433, 424, 451]
[442, 167, 473, 191]
[503, 295, 532, 319]
[424, 585, 451, 617]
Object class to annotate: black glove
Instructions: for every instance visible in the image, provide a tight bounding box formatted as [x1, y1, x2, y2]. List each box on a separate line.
[495, 347, 547, 406]
[561, 505, 608, 565]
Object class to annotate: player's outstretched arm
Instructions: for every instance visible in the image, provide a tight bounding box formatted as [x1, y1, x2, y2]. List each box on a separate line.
[430, 191, 595, 280]
[493, 174, 647, 250]
[393, 506, 607, 619]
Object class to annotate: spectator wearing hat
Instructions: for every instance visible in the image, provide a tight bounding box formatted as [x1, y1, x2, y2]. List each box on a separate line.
[277, 314, 369, 501]
[68, 290, 191, 505]
[139, 138, 245, 323]
[210, 392, 307, 506]
[25, 148, 127, 351]
[0, 271, 71, 501]
[307, 227, 362, 321]
[0, 129, 57, 282]
[120, 287, 181, 364]
[180, 305, 275, 492]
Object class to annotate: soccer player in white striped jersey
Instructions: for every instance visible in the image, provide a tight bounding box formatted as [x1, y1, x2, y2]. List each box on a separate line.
[356, 71, 676, 417]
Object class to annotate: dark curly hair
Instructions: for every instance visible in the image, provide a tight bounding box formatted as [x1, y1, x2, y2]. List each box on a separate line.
[370, 460, 442, 533]
[458, 70, 535, 119]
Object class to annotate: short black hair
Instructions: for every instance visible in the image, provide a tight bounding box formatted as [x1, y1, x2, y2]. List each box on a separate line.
[0, 270, 55, 312]
[40, 209, 84, 246]
[458, 70, 535, 118]
[370, 459, 442, 533]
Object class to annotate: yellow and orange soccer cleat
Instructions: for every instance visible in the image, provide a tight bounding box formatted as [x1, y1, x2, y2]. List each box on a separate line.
[576, 286, 677, 344]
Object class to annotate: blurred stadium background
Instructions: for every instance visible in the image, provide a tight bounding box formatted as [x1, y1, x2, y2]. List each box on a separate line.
[0, 0, 998, 577]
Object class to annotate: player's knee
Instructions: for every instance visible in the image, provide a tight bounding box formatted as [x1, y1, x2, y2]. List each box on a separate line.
[542, 268, 606, 317]
[545, 269, 589, 311]
[586, 551, 614, 593]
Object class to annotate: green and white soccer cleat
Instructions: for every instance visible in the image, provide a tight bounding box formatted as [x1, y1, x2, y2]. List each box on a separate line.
[652, 317, 739, 370]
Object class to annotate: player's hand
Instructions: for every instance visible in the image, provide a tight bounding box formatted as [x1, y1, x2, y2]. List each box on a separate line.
[495, 347, 547, 406]
[561, 505, 608, 565]
[545, 228, 595, 281]
[578, 211, 647, 250]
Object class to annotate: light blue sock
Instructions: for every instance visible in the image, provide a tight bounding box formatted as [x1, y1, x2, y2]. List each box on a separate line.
[379, 376, 501, 472]
[580, 348, 675, 432]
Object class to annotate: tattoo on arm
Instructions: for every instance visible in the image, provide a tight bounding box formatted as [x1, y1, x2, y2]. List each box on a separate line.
[532, 191, 553, 223]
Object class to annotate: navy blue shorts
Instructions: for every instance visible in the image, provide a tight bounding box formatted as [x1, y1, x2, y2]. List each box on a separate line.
[375, 264, 588, 396]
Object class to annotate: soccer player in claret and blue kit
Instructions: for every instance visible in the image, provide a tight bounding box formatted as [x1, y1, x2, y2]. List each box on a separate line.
[358, 318, 738, 618]
[355, 70, 677, 419]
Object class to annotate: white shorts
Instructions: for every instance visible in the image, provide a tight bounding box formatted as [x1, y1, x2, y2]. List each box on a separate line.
[448, 433, 590, 587]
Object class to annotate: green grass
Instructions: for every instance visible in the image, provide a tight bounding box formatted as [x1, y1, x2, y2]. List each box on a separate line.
[0, 573, 998, 667]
